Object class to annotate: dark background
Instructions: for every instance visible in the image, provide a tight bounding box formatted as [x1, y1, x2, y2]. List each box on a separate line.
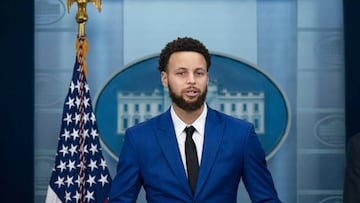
[1, 1, 34, 202]
[343, 1, 360, 142]
[0, 1, 358, 202]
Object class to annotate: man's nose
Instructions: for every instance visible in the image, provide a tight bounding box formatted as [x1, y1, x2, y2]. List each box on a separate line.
[187, 73, 195, 84]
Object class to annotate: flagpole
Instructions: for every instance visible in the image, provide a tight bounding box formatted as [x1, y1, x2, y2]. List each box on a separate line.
[67, 0, 102, 36]
[67, 0, 104, 202]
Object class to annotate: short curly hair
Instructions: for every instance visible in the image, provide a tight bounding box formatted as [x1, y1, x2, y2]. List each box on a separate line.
[158, 37, 211, 72]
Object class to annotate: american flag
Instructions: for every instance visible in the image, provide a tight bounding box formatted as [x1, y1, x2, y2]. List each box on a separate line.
[46, 36, 112, 203]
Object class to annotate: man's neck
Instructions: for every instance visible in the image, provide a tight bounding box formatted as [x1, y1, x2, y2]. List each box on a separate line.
[172, 104, 204, 125]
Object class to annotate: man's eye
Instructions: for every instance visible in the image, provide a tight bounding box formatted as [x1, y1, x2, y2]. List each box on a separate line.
[176, 72, 185, 75]
[196, 72, 205, 76]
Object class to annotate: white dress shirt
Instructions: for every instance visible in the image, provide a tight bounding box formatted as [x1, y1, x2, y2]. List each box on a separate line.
[170, 104, 207, 176]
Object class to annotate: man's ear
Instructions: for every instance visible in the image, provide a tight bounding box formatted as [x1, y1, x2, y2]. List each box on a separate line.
[161, 71, 168, 87]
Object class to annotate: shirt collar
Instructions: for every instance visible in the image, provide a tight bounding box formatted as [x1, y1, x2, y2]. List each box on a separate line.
[170, 104, 207, 137]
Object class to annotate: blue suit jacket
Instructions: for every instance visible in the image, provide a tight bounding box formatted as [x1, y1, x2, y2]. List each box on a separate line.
[109, 107, 281, 203]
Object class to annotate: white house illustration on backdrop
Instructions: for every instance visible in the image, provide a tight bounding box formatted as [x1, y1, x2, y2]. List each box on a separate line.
[116, 81, 265, 135]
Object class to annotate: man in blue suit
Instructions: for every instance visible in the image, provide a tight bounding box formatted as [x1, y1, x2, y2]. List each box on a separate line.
[108, 37, 281, 203]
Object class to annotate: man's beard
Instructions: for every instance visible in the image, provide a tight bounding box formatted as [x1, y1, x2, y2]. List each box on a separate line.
[168, 85, 207, 112]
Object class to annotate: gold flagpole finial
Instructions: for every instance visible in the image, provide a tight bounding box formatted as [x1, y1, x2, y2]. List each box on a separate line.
[67, 0, 102, 36]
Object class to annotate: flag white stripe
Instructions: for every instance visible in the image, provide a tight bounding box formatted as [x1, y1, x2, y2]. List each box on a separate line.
[45, 186, 63, 203]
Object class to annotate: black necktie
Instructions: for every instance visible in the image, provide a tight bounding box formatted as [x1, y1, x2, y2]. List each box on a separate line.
[185, 126, 199, 194]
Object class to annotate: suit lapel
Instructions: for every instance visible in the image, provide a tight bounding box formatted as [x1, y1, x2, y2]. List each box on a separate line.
[195, 107, 224, 197]
[155, 110, 193, 196]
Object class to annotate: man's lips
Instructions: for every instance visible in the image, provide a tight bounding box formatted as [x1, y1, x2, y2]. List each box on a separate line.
[184, 88, 199, 97]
